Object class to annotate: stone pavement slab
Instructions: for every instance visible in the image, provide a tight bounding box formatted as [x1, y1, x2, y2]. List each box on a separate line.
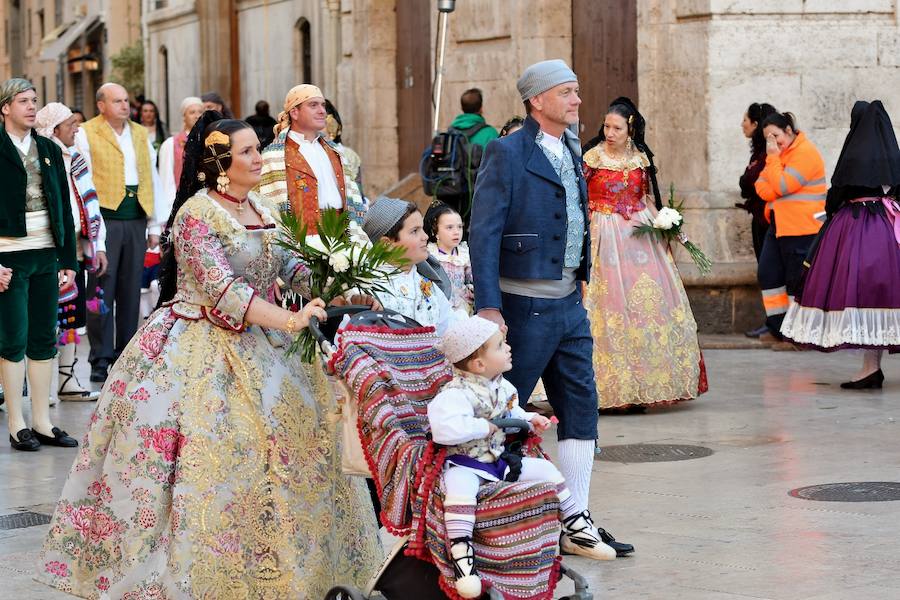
[1, 344, 898, 599]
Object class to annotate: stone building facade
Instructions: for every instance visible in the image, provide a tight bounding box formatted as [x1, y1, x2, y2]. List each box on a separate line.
[38, 0, 896, 332]
[0, 0, 142, 117]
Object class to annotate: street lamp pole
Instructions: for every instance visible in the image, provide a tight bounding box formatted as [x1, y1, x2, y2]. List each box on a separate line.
[433, 0, 456, 135]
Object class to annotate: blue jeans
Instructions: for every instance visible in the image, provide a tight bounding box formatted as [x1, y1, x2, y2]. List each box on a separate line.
[501, 287, 598, 441]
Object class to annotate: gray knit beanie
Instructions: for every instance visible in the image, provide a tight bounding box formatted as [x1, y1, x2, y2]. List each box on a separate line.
[516, 60, 577, 102]
[363, 196, 415, 242]
[0, 78, 36, 112]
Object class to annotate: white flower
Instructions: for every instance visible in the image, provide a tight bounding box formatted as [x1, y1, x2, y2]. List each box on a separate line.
[653, 207, 683, 230]
[329, 251, 351, 273]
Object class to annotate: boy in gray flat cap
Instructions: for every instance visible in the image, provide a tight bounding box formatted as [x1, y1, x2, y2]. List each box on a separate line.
[469, 59, 634, 557]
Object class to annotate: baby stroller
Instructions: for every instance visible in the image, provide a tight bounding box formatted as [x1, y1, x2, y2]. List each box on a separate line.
[309, 307, 593, 600]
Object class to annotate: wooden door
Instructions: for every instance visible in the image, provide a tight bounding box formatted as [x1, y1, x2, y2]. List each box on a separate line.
[572, 0, 639, 144]
[396, 0, 432, 176]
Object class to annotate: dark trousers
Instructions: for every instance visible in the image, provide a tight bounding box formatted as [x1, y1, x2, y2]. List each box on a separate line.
[0, 248, 59, 362]
[751, 219, 768, 261]
[501, 287, 598, 441]
[758, 225, 815, 337]
[87, 219, 146, 367]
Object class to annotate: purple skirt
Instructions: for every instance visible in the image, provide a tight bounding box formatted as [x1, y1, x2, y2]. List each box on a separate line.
[781, 199, 900, 351]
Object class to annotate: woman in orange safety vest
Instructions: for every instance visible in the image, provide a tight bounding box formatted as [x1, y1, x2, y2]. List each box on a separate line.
[753, 111, 825, 344]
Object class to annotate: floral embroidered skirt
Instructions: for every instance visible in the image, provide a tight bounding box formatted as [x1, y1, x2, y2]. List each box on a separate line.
[36, 307, 382, 599]
[585, 209, 705, 409]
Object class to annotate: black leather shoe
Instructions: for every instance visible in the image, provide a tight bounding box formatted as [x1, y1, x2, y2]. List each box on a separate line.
[90, 363, 108, 383]
[32, 427, 78, 448]
[744, 325, 769, 338]
[597, 527, 634, 556]
[840, 370, 884, 390]
[10, 428, 41, 451]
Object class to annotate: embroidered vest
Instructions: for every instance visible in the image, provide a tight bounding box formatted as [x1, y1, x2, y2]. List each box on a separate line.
[284, 136, 346, 234]
[18, 140, 48, 213]
[82, 116, 154, 216]
[537, 132, 584, 268]
[441, 370, 516, 463]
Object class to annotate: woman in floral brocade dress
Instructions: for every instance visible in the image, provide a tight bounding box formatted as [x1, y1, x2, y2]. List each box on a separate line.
[36, 113, 381, 599]
[583, 98, 706, 412]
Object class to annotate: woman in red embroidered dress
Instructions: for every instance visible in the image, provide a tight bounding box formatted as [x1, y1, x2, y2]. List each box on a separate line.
[583, 98, 706, 411]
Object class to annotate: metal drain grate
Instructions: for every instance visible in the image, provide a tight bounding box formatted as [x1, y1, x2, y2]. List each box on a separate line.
[0, 511, 52, 530]
[596, 443, 713, 463]
[789, 482, 900, 502]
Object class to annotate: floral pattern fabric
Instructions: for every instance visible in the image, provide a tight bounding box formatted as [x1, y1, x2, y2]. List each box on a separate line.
[36, 191, 382, 599]
[427, 242, 474, 315]
[584, 164, 704, 409]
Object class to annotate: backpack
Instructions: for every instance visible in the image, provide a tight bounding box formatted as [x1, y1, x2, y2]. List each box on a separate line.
[419, 123, 488, 213]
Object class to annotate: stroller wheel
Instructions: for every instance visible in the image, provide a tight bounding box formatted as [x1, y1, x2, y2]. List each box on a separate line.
[323, 586, 369, 600]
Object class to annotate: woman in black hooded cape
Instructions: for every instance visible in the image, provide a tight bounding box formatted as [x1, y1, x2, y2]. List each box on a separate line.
[781, 100, 900, 388]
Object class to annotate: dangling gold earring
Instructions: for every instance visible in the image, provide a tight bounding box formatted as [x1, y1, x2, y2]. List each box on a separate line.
[197, 171, 207, 182]
[626, 137, 634, 152]
[216, 171, 230, 194]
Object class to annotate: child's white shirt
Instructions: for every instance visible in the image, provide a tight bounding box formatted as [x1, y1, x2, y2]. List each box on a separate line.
[428, 376, 536, 446]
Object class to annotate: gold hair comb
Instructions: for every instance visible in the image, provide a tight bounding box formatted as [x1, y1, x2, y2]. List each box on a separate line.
[204, 130, 230, 147]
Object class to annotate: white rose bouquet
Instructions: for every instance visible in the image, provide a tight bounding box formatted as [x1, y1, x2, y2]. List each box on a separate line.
[276, 208, 407, 362]
[633, 184, 712, 275]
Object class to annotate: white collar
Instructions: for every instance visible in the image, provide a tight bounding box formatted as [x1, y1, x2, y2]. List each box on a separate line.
[288, 129, 323, 145]
[106, 120, 131, 139]
[8, 130, 32, 145]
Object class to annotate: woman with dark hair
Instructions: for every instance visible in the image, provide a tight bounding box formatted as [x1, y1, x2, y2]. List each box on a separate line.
[754, 111, 826, 344]
[139, 100, 167, 152]
[499, 116, 525, 137]
[583, 97, 706, 411]
[37, 111, 382, 598]
[781, 100, 900, 388]
[201, 91, 234, 118]
[738, 103, 777, 258]
[738, 102, 778, 337]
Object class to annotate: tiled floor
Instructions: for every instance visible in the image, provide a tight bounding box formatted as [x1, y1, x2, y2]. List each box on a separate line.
[1, 342, 898, 599]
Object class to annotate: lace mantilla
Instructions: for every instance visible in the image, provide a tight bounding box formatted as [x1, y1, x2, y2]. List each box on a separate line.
[584, 144, 650, 178]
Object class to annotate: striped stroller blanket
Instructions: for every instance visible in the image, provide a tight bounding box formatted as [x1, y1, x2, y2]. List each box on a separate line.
[329, 322, 563, 600]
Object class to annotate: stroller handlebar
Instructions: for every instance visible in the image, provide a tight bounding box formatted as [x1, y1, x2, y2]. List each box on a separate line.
[490, 418, 532, 433]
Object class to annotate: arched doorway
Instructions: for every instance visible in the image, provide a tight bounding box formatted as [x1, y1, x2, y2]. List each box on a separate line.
[572, 0, 638, 143]
[395, 0, 431, 176]
[295, 18, 312, 84]
[159, 45, 170, 126]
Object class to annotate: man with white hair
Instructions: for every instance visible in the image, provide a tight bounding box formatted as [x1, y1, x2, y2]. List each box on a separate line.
[0, 78, 79, 450]
[35, 102, 108, 402]
[259, 84, 366, 230]
[74, 82, 161, 383]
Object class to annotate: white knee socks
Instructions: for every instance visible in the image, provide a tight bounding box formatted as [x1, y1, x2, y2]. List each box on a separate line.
[556, 438, 595, 513]
[0, 358, 28, 436]
[28, 358, 55, 436]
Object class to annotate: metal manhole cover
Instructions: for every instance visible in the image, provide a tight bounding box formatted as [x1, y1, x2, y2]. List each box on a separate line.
[596, 443, 713, 463]
[789, 482, 900, 502]
[0, 511, 51, 530]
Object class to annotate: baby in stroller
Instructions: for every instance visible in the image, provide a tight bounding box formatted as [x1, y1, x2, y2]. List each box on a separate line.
[429, 316, 615, 599]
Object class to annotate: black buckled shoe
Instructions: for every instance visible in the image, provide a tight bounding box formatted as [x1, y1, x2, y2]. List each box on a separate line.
[10, 428, 41, 451]
[32, 427, 78, 448]
[597, 526, 635, 556]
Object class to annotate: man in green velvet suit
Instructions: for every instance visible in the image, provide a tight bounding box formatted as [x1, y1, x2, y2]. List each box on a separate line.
[0, 78, 79, 451]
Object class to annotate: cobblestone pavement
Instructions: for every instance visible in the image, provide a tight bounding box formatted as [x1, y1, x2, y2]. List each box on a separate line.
[1, 342, 898, 599]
